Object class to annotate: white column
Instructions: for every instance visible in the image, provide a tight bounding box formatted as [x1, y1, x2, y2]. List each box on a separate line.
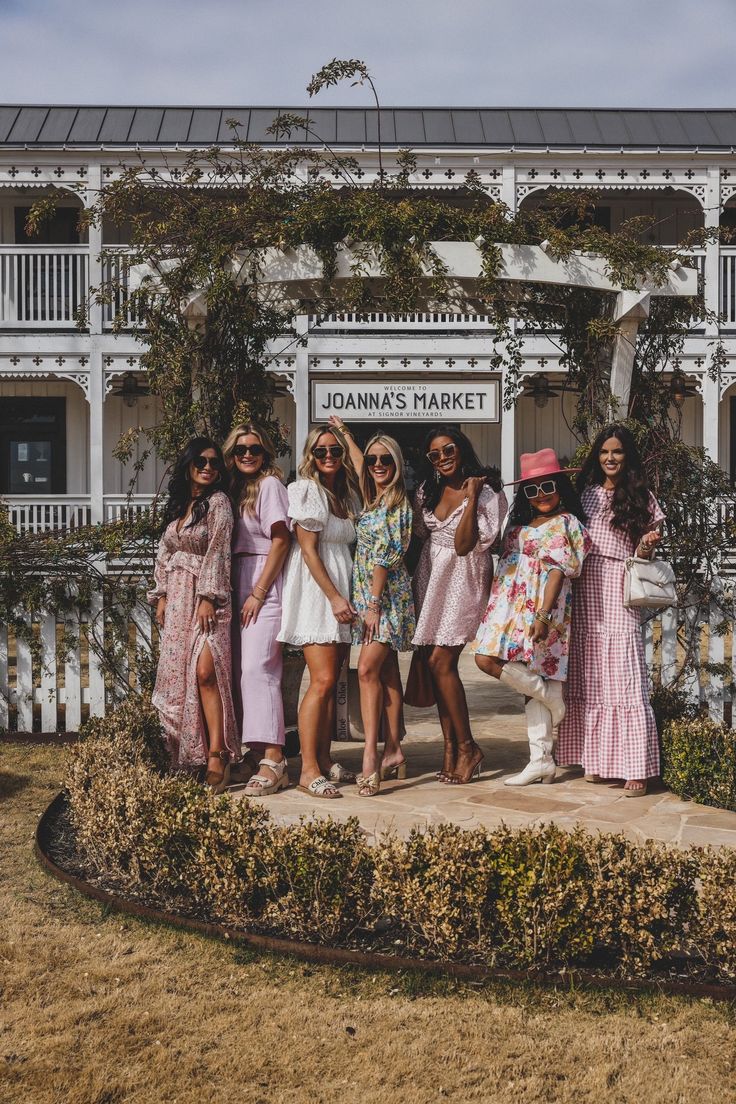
[501, 383, 517, 487]
[501, 164, 517, 215]
[703, 166, 721, 463]
[86, 163, 105, 524]
[294, 314, 310, 455]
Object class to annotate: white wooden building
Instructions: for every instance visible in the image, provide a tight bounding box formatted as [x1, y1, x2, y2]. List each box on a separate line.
[1, 104, 735, 532]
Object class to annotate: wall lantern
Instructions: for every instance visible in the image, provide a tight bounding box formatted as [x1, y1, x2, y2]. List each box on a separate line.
[112, 371, 150, 408]
[669, 372, 698, 406]
[523, 373, 561, 409]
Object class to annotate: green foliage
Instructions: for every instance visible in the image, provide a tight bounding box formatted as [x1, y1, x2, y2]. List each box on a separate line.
[661, 715, 736, 811]
[61, 698, 736, 981]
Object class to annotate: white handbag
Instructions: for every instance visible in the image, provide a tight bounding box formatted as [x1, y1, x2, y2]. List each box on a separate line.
[623, 555, 678, 610]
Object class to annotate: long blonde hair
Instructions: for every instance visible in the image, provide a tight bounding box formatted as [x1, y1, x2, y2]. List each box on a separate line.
[359, 434, 408, 512]
[223, 422, 283, 515]
[298, 424, 360, 519]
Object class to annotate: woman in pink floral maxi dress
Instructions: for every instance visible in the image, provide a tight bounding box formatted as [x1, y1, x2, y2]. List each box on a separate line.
[148, 437, 238, 791]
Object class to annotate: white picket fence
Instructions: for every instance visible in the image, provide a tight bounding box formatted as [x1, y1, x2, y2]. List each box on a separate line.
[0, 589, 733, 733]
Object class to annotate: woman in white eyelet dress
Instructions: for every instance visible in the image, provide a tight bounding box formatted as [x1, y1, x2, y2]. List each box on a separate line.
[278, 425, 360, 799]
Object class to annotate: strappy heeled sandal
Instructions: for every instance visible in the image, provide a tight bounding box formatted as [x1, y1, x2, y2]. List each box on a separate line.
[448, 740, 483, 785]
[205, 749, 231, 795]
[243, 758, 289, 797]
[356, 771, 381, 797]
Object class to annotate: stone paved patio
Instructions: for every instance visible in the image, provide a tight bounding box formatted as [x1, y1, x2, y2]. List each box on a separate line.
[232, 653, 736, 849]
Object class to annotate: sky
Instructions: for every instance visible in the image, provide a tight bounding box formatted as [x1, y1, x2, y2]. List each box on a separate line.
[1, 0, 736, 108]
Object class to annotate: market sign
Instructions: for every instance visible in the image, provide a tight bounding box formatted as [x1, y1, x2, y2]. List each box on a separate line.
[311, 380, 499, 423]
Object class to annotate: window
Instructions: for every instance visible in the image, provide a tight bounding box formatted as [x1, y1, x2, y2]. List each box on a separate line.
[14, 206, 80, 245]
[0, 398, 66, 494]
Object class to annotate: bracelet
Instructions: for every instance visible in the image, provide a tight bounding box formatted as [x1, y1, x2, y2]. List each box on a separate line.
[368, 594, 381, 609]
[250, 593, 265, 603]
[253, 583, 268, 597]
[535, 610, 553, 626]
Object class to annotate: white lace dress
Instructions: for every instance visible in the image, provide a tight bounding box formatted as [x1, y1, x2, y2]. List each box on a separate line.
[277, 479, 356, 646]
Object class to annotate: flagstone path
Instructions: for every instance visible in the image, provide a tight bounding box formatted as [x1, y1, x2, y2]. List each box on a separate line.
[231, 653, 736, 849]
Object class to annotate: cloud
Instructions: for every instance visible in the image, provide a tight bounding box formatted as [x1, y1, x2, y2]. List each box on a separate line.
[1, 0, 735, 106]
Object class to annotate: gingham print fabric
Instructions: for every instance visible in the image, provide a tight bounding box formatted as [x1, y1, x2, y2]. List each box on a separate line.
[556, 485, 665, 780]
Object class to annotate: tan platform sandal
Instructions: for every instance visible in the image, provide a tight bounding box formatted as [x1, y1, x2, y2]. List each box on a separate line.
[243, 758, 289, 797]
[380, 760, 407, 781]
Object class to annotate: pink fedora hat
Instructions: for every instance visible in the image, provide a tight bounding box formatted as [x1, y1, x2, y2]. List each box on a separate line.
[507, 447, 580, 485]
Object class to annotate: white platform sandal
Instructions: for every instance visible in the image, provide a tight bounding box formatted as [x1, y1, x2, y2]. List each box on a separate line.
[243, 758, 289, 797]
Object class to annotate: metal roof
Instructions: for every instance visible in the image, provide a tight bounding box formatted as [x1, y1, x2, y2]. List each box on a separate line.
[2, 105, 736, 149]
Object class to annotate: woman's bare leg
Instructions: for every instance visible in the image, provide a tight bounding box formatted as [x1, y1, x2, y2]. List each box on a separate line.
[316, 643, 350, 776]
[379, 650, 405, 770]
[427, 645, 470, 778]
[299, 643, 342, 788]
[196, 642, 224, 755]
[357, 640, 391, 782]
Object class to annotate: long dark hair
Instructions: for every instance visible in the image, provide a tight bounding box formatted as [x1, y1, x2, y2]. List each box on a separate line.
[418, 425, 503, 511]
[577, 424, 651, 542]
[508, 473, 587, 526]
[162, 436, 226, 531]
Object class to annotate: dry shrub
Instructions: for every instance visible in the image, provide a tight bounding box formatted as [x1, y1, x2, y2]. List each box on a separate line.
[661, 715, 736, 812]
[373, 825, 501, 961]
[62, 697, 736, 981]
[586, 835, 698, 971]
[692, 848, 736, 980]
[259, 816, 375, 943]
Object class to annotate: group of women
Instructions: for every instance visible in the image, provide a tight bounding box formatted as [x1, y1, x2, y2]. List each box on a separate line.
[149, 416, 664, 801]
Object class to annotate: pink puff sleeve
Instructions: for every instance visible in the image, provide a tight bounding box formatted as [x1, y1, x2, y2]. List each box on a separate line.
[476, 486, 508, 551]
[539, 514, 592, 579]
[257, 475, 291, 537]
[195, 492, 234, 606]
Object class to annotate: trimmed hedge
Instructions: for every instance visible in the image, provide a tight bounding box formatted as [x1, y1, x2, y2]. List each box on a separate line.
[661, 715, 736, 813]
[62, 696, 736, 982]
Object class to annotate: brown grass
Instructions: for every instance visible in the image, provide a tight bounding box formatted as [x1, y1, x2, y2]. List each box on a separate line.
[1, 744, 735, 1104]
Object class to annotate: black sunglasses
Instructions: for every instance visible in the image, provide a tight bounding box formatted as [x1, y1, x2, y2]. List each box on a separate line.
[192, 455, 222, 472]
[233, 443, 265, 459]
[426, 443, 458, 464]
[365, 452, 395, 468]
[313, 445, 344, 460]
[523, 479, 558, 499]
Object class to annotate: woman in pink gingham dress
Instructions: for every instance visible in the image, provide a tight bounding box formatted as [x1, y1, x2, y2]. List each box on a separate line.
[557, 425, 664, 796]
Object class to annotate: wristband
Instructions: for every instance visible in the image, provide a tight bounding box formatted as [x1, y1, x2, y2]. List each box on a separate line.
[368, 594, 381, 609]
[535, 610, 553, 626]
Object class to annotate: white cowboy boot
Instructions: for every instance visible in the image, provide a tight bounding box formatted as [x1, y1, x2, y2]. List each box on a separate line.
[499, 661, 566, 727]
[504, 699, 556, 786]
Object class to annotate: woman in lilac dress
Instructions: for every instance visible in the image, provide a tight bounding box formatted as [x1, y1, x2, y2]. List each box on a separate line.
[411, 426, 507, 784]
[148, 437, 238, 793]
[224, 423, 292, 797]
[557, 425, 664, 796]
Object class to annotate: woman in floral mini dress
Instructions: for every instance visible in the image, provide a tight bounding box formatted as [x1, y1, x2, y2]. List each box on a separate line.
[474, 449, 590, 786]
[350, 434, 415, 797]
[148, 437, 238, 793]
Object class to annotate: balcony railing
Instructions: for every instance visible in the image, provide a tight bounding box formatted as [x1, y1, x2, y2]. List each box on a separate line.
[5, 495, 92, 533]
[0, 246, 88, 328]
[5, 495, 156, 534]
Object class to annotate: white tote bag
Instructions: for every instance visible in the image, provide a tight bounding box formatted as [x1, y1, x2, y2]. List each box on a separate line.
[623, 555, 678, 610]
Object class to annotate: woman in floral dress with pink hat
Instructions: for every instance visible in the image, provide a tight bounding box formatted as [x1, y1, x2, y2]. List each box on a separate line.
[474, 448, 591, 786]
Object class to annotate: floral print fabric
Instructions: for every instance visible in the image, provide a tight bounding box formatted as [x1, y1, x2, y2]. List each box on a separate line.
[352, 500, 416, 651]
[473, 512, 591, 680]
[147, 490, 238, 769]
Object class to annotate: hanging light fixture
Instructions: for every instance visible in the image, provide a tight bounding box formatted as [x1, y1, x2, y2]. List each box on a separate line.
[112, 371, 150, 408]
[523, 373, 559, 408]
[669, 372, 698, 406]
